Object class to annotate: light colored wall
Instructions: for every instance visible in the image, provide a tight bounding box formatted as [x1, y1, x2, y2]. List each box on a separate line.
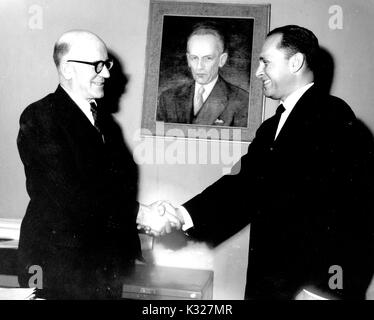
[1, 0, 373, 299]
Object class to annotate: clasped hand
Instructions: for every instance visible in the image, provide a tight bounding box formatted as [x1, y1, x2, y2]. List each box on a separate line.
[137, 200, 183, 236]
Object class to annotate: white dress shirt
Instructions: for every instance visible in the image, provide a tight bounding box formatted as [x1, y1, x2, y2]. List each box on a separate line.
[275, 82, 314, 139]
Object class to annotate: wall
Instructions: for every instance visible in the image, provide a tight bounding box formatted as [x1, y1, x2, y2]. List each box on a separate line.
[1, 0, 373, 299]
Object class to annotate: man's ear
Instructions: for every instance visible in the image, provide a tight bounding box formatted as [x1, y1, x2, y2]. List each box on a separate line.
[289, 52, 305, 73]
[60, 61, 73, 80]
[219, 52, 228, 68]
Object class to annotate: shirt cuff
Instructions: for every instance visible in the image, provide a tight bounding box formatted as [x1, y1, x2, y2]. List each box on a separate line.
[177, 205, 194, 231]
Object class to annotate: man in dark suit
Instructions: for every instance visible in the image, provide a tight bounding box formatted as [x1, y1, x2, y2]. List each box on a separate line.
[17, 30, 180, 299]
[157, 23, 249, 127]
[158, 25, 374, 299]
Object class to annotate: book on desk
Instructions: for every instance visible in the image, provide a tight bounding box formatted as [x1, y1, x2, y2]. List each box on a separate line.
[122, 263, 213, 300]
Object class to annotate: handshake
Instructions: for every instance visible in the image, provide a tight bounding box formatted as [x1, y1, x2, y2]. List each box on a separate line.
[137, 201, 185, 237]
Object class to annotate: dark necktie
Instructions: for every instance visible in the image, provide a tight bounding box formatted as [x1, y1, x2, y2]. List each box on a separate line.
[273, 104, 285, 140]
[90, 102, 100, 132]
[90, 102, 105, 142]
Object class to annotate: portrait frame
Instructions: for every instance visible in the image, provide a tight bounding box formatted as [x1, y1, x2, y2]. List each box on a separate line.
[141, 0, 270, 142]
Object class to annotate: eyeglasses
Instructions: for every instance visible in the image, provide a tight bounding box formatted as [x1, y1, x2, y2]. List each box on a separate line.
[66, 59, 113, 74]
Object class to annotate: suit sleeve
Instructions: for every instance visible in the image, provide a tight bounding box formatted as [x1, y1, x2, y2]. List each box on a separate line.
[232, 88, 249, 127]
[233, 103, 249, 127]
[183, 137, 261, 245]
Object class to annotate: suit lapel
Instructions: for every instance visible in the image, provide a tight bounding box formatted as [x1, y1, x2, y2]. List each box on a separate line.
[174, 82, 195, 123]
[274, 86, 317, 146]
[52, 86, 104, 146]
[193, 77, 227, 125]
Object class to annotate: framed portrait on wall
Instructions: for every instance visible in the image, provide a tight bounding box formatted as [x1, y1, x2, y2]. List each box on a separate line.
[141, 0, 270, 142]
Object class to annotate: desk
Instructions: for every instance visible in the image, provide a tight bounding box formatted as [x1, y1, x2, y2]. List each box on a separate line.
[122, 264, 213, 300]
[0, 238, 214, 300]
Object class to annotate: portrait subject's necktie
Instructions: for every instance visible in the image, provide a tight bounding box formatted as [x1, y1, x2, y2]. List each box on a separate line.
[273, 104, 285, 140]
[90, 101, 105, 143]
[194, 85, 205, 116]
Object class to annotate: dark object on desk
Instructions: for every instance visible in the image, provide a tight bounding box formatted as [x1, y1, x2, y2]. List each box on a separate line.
[0, 240, 19, 288]
[122, 264, 213, 300]
[0, 240, 18, 275]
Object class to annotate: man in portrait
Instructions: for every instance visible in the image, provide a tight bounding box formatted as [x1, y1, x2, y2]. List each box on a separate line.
[157, 22, 249, 127]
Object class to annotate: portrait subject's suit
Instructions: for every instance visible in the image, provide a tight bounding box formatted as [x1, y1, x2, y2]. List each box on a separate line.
[17, 86, 141, 299]
[157, 76, 249, 127]
[184, 85, 374, 299]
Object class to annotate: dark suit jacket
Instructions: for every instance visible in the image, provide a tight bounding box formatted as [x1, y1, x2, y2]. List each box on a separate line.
[184, 85, 374, 299]
[157, 76, 249, 127]
[17, 86, 141, 299]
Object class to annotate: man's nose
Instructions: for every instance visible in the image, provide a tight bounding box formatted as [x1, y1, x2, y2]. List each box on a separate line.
[197, 58, 205, 70]
[255, 63, 263, 79]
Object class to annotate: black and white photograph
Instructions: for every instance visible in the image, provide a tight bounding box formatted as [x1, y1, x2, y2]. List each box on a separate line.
[0, 0, 374, 309]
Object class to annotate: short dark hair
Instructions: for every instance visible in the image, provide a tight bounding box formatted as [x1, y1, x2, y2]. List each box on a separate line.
[188, 22, 227, 53]
[53, 41, 70, 68]
[267, 25, 319, 72]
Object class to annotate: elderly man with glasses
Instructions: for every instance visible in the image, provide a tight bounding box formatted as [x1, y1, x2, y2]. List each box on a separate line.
[16, 30, 182, 299]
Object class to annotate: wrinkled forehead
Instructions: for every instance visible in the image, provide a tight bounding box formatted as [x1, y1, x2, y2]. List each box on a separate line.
[187, 34, 221, 56]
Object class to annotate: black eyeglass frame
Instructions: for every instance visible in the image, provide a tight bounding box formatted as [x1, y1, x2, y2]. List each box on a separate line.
[66, 59, 113, 74]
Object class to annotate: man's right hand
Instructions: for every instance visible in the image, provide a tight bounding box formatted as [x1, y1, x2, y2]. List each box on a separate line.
[136, 201, 184, 236]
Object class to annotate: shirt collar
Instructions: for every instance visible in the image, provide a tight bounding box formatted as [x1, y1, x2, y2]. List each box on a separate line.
[60, 85, 95, 107]
[60, 85, 95, 124]
[281, 82, 314, 111]
[195, 76, 219, 98]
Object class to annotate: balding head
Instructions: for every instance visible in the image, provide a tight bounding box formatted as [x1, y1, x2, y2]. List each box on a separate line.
[54, 30, 110, 100]
[53, 30, 106, 69]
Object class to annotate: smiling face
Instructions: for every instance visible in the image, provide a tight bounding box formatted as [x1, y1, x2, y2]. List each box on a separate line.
[186, 34, 227, 85]
[255, 33, 295, 101]
[63, 36, 110, 100]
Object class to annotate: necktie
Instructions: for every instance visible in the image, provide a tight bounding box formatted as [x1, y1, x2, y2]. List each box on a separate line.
[90, 102, 101, 132]
[273, 104, 285, 140]
[194, 85, 205, 115]
[90, 101, 105, 142]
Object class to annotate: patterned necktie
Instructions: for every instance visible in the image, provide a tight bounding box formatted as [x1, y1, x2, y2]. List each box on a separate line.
[273, 104, 285, 140]
[90, 101, 105, 143]
[194, 85, 205, 115]
[90, 101, 101, 133]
